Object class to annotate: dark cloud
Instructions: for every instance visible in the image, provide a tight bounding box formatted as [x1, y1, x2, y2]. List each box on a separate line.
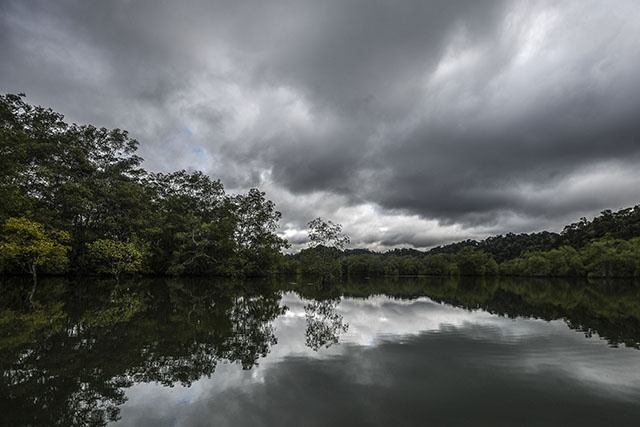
[252, 0, 508, 112]
[2, 0, 640, 247]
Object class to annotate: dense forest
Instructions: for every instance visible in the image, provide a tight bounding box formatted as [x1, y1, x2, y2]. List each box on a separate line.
[0, 93, 288, 279]
[1, 93, 639, 281]
[284, 207, 640, 279]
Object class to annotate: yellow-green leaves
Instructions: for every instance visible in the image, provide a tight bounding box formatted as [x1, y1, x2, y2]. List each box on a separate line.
[87, 239, 145, 280]
[0, 217, 70, 277]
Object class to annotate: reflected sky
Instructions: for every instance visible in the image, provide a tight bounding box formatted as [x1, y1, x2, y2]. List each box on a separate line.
[112, 293, 640, 427]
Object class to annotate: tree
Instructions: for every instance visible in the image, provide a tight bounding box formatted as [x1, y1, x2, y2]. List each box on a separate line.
[420, 253, 455, 276]
[87, 239, 145, 281]
[455, 247, 498, 277]
[0, 93, 151, 273]
[301, 218, 350, 284]
[0, 93, 72, 225]
[143, 170, 231, 275]
[230, 189, 289, 276]
[581, 237, 639, 278]
[0, 217, 70, 286]
[307, 218, 350, 250]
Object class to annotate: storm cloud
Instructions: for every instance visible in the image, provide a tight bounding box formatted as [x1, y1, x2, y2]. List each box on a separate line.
[2, 0, 640, 250]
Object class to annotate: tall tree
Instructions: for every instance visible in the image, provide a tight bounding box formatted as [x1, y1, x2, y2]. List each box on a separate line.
[143, 171, 233, 275]
[230, 189, 288, 276]
[301, 218, 350, 284]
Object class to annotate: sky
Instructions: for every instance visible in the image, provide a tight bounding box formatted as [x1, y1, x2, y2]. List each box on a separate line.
[2, 0, 640, 251]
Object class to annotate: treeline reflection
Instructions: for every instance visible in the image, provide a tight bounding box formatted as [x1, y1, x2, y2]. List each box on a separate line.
[0, 278, 285, 426]
[1, 276, 639, 426]
[303, 276, 640, 349]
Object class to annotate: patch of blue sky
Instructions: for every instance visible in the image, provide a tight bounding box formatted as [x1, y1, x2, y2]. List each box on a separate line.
[188, 145, 214, 171]
[180, 126, 194, 138]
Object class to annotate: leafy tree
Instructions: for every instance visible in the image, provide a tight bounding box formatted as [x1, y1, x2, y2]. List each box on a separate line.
[0, 94, 73, 225]
[480, 231, 559, 263]
[420, 253, 456, 276]
[382, 255, 402, 276]
[307, 217, 350, 250]
[0, 93, 151, 273]
[560, 206, 640, 248]
[0, 217, 70, 284]
[230, 189, 289, 276]
[301, 218, 350, 284]
[87, 239, 145, 281]
[581, 237, 640, 278]
[455, 247, 498, 277]
[1, 94, 295, 278]
[164, 221, 229, 276]
[143, 170, 231, 275]
[342, 253, 385, 277]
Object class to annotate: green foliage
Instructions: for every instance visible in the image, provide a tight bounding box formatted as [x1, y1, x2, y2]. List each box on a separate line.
[498, 238, 640, 278]
[561, 207, 640, 247]
[230, 189, 289, 276]
[288, 231, 640, 280]
[455, 247, 498, 276]
[3, 93, 640, 280]
[499, 246, 584, 277]
[307, 217, 350, 250]
[0, 217, 70, 278]
[87, 239, 146, 280]
[342, 253, 385, 277]
[480, 231, 559, 263]
[0, 94, 288, 278]
[301, 218, 350, 284]
[300, 246, 343, 282]
[580, 237, 640, 278]
[143, 170, 232, 275]
[420, 253, 456, 276]
[291, 206, 640, 279]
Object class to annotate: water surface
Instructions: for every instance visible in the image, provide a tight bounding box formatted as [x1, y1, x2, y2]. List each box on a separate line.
[2, 277, 639, 426]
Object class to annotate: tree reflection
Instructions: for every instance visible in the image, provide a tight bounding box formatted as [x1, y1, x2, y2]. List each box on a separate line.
[284, 276, 640, 350]
[304, 298, 349, 351]
[333, 276, 640, 349]
[0, 277, 286, 427]
[2, 276, 640, 426]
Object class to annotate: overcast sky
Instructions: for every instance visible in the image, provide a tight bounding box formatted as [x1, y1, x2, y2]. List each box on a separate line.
[2, 0, 640, 251]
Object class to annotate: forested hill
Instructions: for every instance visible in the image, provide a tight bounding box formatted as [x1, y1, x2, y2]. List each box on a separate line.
[0, 93, 288, 278]
[428, 231, 559, 263]
[428, 206, 640, 263]
[283, 206, 640, 279]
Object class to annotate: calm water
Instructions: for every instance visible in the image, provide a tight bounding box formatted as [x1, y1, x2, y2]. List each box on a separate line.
[2, 276, 640, 426]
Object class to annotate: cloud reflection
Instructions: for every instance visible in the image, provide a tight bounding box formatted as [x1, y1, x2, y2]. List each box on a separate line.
[113, 293, 640, 426]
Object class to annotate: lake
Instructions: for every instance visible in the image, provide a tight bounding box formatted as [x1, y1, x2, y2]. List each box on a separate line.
[2, 276, 640, 426]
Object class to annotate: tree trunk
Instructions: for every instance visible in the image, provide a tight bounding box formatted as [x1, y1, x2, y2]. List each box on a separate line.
[28, 261, 37, 306]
